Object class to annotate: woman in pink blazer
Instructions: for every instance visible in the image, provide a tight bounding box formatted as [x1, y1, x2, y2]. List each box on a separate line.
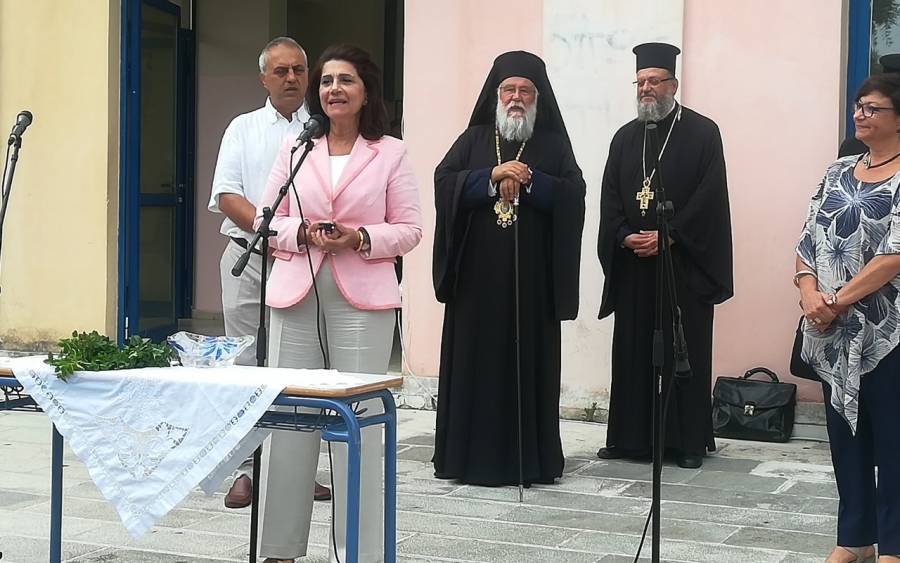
[253, 44, 423, 563]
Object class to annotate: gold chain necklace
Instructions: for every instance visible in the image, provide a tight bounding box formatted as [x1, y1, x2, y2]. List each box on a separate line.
[493, 129, 526, 228]
[637, 105, 681, 216]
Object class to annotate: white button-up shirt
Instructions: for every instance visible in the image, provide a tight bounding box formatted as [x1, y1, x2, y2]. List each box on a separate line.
[208, 98, 310, 240]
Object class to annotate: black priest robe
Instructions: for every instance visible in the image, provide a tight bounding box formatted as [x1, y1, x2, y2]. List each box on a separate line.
[432, 123, 586, 486]
[598, 104, 733, 457]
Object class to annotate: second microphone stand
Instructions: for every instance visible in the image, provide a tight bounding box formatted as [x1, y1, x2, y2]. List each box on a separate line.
[231, 137, 314, 563]
[644, 122, 689, 563]
[0, 134, 26, 295]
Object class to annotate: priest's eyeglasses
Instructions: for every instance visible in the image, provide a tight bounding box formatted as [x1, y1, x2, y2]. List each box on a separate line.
[854, 101, 895, 118]
[633, 77, 675, 88]
[500, 85, 536, 97]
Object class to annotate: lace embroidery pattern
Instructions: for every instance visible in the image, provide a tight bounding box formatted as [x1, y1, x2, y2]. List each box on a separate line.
[20, 366, 271, 537]
[97, 417, 189, 480]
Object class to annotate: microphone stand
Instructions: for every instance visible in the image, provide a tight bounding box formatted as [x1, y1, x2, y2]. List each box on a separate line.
[232, 137, 315, 563]
[645, 122, 689, 563]
[0, 134, 25, 295]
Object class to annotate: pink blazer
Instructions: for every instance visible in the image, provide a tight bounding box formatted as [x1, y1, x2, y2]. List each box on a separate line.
[254, 134, 423, 310]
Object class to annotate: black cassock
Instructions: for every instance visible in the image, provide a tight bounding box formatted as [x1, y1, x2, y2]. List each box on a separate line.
[598, 104, 733, 457]
[432, 123, 585, 486]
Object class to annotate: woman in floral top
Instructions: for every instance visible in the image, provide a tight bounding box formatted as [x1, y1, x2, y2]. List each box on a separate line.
[796, 73, 900, 563]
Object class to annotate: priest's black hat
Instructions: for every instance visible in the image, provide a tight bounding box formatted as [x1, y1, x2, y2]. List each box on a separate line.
[467, 50, 571, 145]
[881, 53, 900, 73]
[633, 42, 681, 74]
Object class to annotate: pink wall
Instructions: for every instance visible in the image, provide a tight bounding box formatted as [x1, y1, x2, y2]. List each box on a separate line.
[194, 76, 269, 313]
[401, 0, 544, 376]
[682, 0, 845, 401]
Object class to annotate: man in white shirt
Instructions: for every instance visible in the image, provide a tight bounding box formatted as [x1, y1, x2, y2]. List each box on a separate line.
[208, 36, 330, 509]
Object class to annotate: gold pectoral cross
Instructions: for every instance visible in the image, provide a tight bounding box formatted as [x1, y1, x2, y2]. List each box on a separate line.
[636, 179, 654, 216]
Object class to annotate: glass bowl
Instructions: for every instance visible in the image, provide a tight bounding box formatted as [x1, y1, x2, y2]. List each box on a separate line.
[166, 331, 254, 368]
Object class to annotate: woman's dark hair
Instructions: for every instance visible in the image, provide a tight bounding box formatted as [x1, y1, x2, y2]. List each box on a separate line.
[306, 44, 390, 141]
[855, 72, 900, 112]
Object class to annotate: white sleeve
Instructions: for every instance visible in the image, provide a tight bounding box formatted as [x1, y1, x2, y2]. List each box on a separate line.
[208, 119, 245, 213]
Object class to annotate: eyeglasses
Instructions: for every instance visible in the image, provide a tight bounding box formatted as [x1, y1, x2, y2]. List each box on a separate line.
[499, 85, 536, 97]
[854, 101, 895, 118]
[633, 77, 675, 88]
[271, 65, 306, 79]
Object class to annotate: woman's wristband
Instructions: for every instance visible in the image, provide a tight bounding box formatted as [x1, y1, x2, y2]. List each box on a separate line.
[793, 269, 817, 288]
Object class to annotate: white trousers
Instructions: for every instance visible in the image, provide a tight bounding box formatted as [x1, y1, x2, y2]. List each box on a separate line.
[220, 239, 272, 478]
[220, 239, 272, 366]
[259, 261, 395, 562]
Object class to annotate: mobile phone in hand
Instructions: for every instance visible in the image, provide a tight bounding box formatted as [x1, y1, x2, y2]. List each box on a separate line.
[319, 222, 335, 234]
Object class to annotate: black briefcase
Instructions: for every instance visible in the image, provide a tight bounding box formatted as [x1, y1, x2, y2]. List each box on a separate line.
[711, 367, 797, 443]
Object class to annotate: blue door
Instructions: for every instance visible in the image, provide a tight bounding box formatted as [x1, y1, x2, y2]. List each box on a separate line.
[119, 0, 193, 343]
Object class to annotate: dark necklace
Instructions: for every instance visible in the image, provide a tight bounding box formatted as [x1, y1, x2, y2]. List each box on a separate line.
[863, 150, 900, 169]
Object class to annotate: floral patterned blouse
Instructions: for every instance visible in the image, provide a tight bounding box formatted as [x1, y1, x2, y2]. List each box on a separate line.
[796, 155, 900, 433]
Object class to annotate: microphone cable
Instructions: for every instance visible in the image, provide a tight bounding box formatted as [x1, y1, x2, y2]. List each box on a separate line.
[288, 141, 329, 370]
[288, 134, 342, 563]
[631, 371, 676, 563]
[0, 141, 12, 259]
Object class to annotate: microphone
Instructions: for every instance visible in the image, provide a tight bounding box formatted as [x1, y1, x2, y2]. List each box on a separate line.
[673, 309, 692, 385]
[231, 244, 252, 277]
[291, 114, 324, 153]
[8, 111, 32, 145]
[645, 122, 660, 170]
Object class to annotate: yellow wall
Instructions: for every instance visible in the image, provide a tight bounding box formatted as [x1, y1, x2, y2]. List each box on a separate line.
[0, 0, 119, 349]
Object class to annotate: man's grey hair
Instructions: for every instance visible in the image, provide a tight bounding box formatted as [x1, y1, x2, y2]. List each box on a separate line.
[258, 37, 308, 73]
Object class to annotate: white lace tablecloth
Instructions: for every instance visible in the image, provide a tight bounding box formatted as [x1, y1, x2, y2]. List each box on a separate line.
[1, 356, 370, 538]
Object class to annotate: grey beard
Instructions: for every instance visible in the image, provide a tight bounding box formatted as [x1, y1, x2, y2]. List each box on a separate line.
[637, 95, 676, 122]
[495, 99, 537, 142]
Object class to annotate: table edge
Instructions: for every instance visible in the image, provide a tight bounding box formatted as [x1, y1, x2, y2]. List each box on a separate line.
[0, 367, 404, 398]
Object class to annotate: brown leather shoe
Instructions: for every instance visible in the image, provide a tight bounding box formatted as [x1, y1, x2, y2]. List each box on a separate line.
[224, 475, 252, 509]
[315, 480, 331, 501]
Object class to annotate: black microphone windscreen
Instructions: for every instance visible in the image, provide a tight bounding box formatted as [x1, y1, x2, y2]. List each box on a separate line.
[307, 114, 324, 135]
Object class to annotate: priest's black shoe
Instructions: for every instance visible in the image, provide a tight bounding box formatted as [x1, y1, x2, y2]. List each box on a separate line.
[676, 454, 702, 469]
[597, 446, 650, 460]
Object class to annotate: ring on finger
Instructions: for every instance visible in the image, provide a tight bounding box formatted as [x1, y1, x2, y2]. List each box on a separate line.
[813, 317, 822, 324]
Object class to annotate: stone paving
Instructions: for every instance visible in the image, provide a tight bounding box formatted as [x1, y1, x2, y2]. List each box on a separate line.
[0, 407, 837, 563]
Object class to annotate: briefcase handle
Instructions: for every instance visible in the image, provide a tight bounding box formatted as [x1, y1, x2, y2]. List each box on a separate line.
[742, 367, 779, 382]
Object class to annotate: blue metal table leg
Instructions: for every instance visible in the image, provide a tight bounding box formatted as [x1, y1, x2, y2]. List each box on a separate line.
[382, 392, 397, 563]
[248, 445, 262, 563]
[50, 424, 64, 563]
[340, 407, 363, 563]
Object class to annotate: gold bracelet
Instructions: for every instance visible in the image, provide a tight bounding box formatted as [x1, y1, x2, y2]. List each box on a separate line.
[356, 230, 365, 252]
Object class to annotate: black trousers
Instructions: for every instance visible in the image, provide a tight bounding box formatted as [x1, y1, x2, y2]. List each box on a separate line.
[824, 345, 900, 554]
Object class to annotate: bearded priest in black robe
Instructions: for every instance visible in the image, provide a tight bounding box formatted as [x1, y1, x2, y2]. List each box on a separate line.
[597, 42, 733, 469]
[432, 51, 586, 486]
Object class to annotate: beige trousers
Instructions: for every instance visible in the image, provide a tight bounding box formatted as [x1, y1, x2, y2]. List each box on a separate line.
[259, 261, 395, 562]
